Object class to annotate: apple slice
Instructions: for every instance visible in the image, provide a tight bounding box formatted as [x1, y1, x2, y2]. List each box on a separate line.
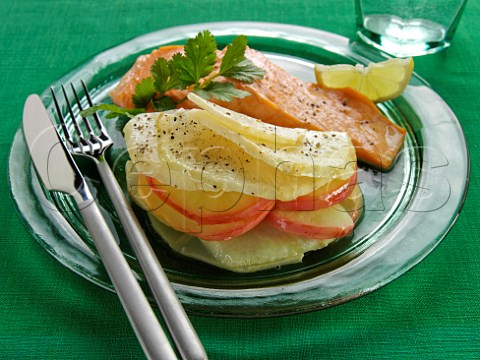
[275, 170, 357, 211]
[265, 204, 354, 239]
[148, 199, 268, 241]
[339, 184, 364, 223]
[145, 176, 274, 224]
[131, 174, 272, 240]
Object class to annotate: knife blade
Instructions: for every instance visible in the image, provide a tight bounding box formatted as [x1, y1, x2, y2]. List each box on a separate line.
[22, 94, 79, 195]
[22, 94, 178, 360]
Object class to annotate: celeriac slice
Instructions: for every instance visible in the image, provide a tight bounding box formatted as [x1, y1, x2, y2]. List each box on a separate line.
[148, 215, 337, 273]
[189, 108, 356, 178]
[124, 109, 356, 201]
[187, 92, 306, 146]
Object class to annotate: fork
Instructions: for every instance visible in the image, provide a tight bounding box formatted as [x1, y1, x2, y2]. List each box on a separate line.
[51, 82, 208, 360]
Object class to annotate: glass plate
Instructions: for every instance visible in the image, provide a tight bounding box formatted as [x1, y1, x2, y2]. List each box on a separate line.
[9, 22, 469, 317]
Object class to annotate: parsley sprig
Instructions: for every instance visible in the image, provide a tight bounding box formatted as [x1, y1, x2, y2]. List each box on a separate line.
[139, 30, 265, 109]
[82, 31, 265, 118]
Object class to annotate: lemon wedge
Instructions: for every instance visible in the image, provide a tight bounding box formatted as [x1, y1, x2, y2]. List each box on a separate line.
[314, 58, 414, 102]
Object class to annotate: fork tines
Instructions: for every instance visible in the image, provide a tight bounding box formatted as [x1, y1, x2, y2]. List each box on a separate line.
[51, 81, 112, 157]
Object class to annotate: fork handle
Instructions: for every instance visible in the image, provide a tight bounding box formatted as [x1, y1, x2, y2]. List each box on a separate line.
[77, 196, 177, 360]
[96, 160, 208, 360]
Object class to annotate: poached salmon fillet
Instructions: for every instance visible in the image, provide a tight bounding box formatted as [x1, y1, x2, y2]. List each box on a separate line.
[110, 45, 406, 170]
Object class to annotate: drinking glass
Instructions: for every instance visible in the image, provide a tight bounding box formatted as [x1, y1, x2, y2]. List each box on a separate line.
[355, 0, 468, 56]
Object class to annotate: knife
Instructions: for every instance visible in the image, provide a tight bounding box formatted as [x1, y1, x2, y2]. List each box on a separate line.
[22, 94, 178, 360]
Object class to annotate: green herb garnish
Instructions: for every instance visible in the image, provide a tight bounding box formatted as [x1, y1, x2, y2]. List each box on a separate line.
[147, 30, 265, 109]
[81, 30, 265, 118]
[80, 103, 144, 119]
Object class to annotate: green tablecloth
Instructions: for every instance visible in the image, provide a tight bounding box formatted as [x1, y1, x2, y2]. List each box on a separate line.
[1, 1, 478, 359]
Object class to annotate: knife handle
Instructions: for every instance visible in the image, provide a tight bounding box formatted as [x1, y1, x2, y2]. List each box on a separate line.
[96, 160, 208, 360]
[77, 196, 178, 360]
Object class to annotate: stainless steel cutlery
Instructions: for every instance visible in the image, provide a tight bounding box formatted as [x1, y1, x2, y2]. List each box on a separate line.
[23, 87, 207, 360]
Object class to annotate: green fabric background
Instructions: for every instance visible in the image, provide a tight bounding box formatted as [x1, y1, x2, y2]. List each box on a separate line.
[1, 1, 479, 359]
